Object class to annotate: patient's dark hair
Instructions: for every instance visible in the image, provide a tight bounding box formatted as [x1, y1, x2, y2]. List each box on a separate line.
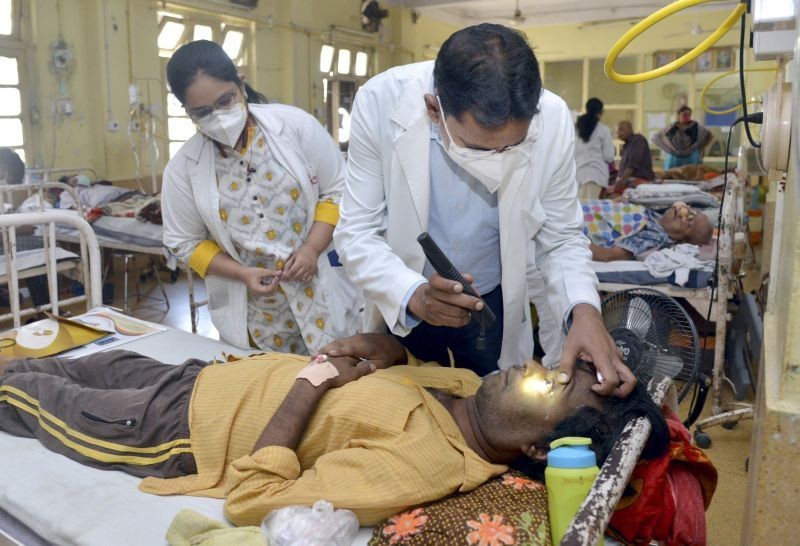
[511, 379, 670, 479]
[0, 147, 25, 185]
[576, 98, 604, 143]
[167, 40, 267, 106]
[434, 23, 541, 128]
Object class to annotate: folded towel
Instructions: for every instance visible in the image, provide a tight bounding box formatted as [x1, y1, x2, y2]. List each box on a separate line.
[166, 509, 267, 546]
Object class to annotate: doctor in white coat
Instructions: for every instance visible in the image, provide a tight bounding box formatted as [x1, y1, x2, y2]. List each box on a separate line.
[334, 24, 634, 395]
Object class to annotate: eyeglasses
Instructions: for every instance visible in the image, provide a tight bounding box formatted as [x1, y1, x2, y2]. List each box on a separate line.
[436, 95, 535, 159]
[185, 88, 241, 122]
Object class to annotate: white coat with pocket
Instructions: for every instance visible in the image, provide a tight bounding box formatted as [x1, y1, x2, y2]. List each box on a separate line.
[333, 61, 600, 368]
[163, 104, 361, 350]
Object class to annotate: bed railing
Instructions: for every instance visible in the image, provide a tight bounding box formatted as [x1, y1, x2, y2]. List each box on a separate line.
[0, 211, 102, 328]
[0, 181, 86, 216]
[24, 167, 99, 185]
[562, 375, 674, 545]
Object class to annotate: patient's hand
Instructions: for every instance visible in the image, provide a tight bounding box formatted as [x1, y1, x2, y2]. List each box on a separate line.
[318, 334, 407, 369]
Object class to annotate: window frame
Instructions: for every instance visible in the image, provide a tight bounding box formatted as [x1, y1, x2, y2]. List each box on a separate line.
[0, 15, 29, 164]
[158, 11, 254, 160]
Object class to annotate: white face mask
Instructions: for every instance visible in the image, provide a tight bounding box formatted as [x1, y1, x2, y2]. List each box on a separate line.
[436, 96, 533, 193]
[196, 99, 248, 148]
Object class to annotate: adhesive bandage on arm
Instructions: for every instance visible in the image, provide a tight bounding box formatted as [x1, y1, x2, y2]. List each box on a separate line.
[296, 354, 339, 387]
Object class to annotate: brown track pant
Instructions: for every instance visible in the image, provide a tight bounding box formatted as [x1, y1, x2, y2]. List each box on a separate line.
[0, 350, 207, 479]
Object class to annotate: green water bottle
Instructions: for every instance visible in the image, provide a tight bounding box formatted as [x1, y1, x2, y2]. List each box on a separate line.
[546, 437, 603, 545]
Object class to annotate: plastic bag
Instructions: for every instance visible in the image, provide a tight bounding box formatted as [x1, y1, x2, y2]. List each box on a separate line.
[261, 500, 359, 546]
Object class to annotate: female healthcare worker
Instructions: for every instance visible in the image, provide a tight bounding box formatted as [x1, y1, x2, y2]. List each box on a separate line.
[162, 40, 359, 354]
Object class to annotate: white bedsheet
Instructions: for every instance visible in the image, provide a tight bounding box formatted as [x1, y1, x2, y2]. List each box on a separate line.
[0, 325, 373, 546]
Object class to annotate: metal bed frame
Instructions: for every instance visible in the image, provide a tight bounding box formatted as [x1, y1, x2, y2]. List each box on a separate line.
[0, 211, 102, 327]
[6, 180, 172, 315]
[0, 207, 681, 546]
[596, 168, 749, 443]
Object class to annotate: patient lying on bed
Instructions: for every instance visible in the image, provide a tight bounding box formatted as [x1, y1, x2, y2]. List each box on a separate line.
[0, 335, 667, 527]
[583, 199, 713, 262]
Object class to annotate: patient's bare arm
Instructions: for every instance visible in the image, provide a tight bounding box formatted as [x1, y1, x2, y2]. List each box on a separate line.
[250, 357, 376, 453]
[590, 244, 633, 262]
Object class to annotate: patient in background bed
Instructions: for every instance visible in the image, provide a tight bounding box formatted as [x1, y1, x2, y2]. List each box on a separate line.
[0, 334, 669, 526]
[583, 199, 713, 262]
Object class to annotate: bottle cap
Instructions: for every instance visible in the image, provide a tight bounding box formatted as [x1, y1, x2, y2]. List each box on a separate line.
[547, 436, 597, 468]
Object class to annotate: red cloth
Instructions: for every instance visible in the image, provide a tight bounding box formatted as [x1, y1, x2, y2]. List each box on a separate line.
[608, 407, 718, 545]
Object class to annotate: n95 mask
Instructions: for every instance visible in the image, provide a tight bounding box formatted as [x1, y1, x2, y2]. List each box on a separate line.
[196, 100, 248, 148]
[436, 95, 533, 193]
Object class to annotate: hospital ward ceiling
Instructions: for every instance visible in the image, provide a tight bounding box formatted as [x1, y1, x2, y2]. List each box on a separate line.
[386, 0, 730, 27]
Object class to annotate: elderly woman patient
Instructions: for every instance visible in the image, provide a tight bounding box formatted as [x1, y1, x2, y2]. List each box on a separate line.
[0, 335, 667, 526]
[583, 199, 713, 262]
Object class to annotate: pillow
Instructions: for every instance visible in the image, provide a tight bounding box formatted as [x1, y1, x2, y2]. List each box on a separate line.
[369, 471, 551, 546]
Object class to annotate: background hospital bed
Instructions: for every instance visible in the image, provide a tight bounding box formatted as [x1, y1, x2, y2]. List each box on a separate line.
[594, 169, 747, 435]
[9, 179, 187, 320]
[0, 212, 671, 546]
[0, 182, 103, 326]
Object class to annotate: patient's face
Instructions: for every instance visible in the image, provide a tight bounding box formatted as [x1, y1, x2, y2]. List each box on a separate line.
[474, 361, 603, 451]
[660, 203, 712, 244]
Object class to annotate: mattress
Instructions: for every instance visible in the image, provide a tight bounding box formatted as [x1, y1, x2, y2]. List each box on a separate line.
[53, 216, 163, 249]
[624, 182, 720, 210]
[0, 323, 373, 546]
[0, 247, 79, 276]
[592, 259, 713, 288]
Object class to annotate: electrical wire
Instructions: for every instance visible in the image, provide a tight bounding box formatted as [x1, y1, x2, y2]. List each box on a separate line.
[738, 11, 761, 148]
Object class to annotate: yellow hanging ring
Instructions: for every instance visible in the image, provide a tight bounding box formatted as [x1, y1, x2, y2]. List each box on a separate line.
[605, 0, 747, 84]
[699, 67, 778, 114]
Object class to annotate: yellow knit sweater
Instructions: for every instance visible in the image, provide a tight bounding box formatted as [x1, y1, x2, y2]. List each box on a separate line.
[139, 354, 507, 526]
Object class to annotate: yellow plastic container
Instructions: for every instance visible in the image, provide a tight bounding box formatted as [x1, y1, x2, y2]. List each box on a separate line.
[546, 437, 603, 545]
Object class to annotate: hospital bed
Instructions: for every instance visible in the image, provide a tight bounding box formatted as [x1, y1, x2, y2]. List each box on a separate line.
[0, 213, 677, 545]
[10, 179, 175, 316]
[594, 169, 747, 433]
[0, 183, 99, 326]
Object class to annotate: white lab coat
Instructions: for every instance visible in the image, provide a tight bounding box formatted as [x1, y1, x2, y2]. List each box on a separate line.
[334, 61, 600, 368]
[162, 104, 360, 350]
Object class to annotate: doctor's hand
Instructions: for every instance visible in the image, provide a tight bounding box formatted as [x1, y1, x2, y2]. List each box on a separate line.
[557, 303, 636, 397]
[408, 273, 484, 328]
[282, 244, 319, 283]
[317, 333, 408, 370]
[238, 266, 281, 296]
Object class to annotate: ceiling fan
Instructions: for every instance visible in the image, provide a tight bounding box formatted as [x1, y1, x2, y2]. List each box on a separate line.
[508, 0, 526, 26]
[663, 23, 715, 38]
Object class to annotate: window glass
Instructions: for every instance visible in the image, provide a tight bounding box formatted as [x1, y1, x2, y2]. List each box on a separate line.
[588, 57, 637, 104]
[193, 24, 213, 42]
[0, 56, 19, 85]
[354, 52, 368, 77]
[168, 117, 196, 141]
[320, 45, 335, 73]
[337, 49, 351, 75]
[543, 60, 582, 111]
[167, 93, 185, 117]
[222, 30, 244, 60]
[0, 118, 23, 146]
[0, 0, 12, 35]
[169, 141, 185, 159]
[158, 21, 185, 51]
[0, 87, 20, 116]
